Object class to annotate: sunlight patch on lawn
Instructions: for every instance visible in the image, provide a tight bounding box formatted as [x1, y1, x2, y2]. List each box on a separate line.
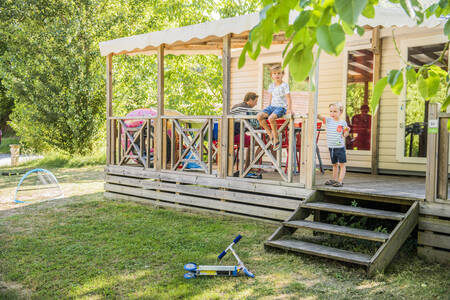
[0, 176, 103, 213]
[70, 270, 152, 298]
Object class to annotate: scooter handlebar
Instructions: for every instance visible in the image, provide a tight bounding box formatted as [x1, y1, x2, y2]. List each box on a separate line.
[218, 250, 227, 260]
[233, 234, 242, 244]
[218, 235, 242, 260]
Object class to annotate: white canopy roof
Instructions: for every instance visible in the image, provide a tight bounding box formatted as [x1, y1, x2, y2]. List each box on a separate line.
[99, 6, 444, 57]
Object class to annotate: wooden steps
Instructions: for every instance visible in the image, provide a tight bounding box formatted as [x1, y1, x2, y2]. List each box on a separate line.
[265, 191, 419, 276]
[265, 239, 371, 265]
[283, 220, 390, 242]
[301, 202, 405, 221]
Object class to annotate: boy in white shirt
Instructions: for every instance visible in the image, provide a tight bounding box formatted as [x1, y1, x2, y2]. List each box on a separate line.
[318, 102, 350, 187]
[257, 65, 292, 150]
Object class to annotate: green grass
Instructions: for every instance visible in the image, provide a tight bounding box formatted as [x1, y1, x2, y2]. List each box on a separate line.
[0, 137, 20, 154]
[18, 150, 106, 169]
[0, 167, 449, 299]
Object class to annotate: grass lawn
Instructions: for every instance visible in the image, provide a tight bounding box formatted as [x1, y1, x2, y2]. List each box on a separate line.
[0, 166, 449, 299]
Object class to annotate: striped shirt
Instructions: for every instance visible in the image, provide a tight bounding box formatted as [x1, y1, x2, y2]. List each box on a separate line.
[325, 117, 348, 148]
[268, 82, 290, 108]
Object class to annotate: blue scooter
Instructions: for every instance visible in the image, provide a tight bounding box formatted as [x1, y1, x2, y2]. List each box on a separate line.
[183, 235, 255, 279]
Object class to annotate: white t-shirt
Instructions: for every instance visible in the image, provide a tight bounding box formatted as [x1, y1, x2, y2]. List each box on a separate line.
[268, 82, 290, 108]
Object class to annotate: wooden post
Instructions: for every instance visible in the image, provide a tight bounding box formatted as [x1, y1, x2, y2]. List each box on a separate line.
[162, 118, 167, 170]
[155, 45, 165, 171]
[305, 56, 320, 189]
[170, 120, 176, 170]
[371, 26, 382, 175]
[239, 119, 244, 177]
[425, 103, 439, 201]
[227, 119, 234, 176]
[146, 119, 152, 168]
[106, 54, 113, 165]
[299, 119, 308, 186]
[287, 116, 295, 183]
[207, 118, 213, 174]
[437, 117, 449, 200]
[221, 34, 231, 178]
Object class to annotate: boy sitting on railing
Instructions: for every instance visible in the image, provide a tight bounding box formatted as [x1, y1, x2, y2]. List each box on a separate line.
[257, 64, 292, 151]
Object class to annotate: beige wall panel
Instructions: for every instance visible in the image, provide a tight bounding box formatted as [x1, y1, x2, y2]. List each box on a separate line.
[379, 161, 424, 171]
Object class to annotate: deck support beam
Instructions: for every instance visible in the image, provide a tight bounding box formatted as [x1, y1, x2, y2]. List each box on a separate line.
[106, 54, 113, 165]
[371, 26, 382, 175]
[155, 44, 165, 170]
[425, 103, 440, 201]
[437, 116, 449, 200]
[305, 54, 320, 189]
[220, 34, 231, 178]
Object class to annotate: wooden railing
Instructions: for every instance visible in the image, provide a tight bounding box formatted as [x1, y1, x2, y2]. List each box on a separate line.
[426, 104, 449, 202]
[161, 116, 220, 175]
[227, 114, 308, 183]
[107, 114, 313, 184]
[108, 117, 156, 168]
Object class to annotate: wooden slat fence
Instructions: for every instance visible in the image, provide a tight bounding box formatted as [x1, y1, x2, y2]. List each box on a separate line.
[109, 117, 155, 169]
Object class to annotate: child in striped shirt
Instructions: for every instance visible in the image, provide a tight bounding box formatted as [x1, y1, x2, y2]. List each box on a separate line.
[318, 102, 349, 187]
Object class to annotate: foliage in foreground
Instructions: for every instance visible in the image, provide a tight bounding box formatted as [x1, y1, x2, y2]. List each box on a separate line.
[0, 186, 448, 299]
[240, 0, 450, 116]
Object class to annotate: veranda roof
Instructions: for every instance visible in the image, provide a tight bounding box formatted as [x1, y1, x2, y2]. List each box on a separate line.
[99, 6, 444, 57]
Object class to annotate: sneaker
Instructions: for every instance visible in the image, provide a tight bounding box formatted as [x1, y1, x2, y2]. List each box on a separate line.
[325, 179, 337, 185]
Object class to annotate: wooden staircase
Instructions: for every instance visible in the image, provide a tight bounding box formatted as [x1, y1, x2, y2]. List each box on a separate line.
[265, 191, 419, 275]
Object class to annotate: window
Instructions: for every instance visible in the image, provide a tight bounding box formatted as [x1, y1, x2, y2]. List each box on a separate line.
[404, 43, 448, 157]
[345, 49, 373, 151]
[262, 63, 282, 108]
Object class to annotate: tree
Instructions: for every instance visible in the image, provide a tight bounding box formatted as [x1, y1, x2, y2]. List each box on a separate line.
[0, 0, 261, 153]
[239, 0, 450, 117]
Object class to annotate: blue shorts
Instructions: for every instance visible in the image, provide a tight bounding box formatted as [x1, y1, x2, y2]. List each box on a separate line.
[262, 106, 286, 118]
[329, 147, 347, 164]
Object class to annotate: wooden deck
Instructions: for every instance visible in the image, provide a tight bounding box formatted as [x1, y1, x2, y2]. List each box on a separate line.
[314, 171, 446, 201]
[257, 170, 449, 202]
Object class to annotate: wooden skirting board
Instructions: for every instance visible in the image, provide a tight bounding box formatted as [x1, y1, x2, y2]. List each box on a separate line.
[418, 202, 450, 264]
[104, 165, 314, 222]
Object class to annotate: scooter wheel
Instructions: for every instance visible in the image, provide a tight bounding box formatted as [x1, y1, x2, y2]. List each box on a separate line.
[184, 272, 196, 279]
[184, 262, 197, 272]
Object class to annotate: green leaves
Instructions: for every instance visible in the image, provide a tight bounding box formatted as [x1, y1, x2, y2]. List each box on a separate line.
[445, 19, 450, 39]
[371, 77, 387, 114]
[406, 66, 417, 84]
[417, 70, 441, 100]
[289, 47, 313, 82]
[335, 0, 368, 25]
[316, 24, 345, 55]
[442, 94, 450, 111]
[293, 10, 311, 31]
[387, 69, 404, 95]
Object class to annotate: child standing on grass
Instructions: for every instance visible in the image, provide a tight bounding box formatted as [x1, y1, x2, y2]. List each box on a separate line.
[257, 64, 292, 150]
[318, 102, 349, 187]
